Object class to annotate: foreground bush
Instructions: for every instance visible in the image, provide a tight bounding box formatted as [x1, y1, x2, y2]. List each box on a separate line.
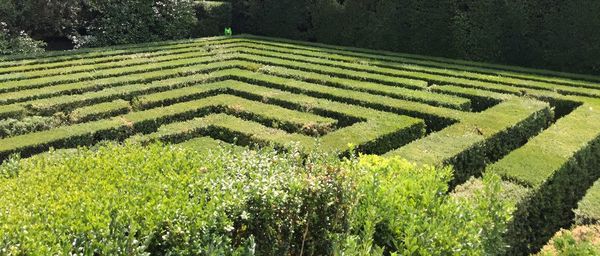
[0, 143, 512, 255]
[538, 225, 600, 255]
[232, 0, 600, 75]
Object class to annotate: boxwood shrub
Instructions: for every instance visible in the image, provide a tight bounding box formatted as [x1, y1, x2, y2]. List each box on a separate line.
[537, 225, 600, 255]
[0, 142, 512, 255]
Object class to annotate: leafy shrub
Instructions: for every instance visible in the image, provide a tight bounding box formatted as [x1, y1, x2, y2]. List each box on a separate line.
[538, 225, 600, 255]
[336, 156, 513, 255]
[0, 0, 82, 40]
[0, 22, 45, 55]
[0, 115, 64, 139]
[81, 0, 198, 47]
[0, 142, 512, 255]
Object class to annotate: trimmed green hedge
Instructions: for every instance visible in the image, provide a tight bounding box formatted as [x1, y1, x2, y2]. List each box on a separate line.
[576, 179, 600, 225]
[388, 98, 552, 185]
[486, 105, 600, 253]
[0, 142, 512, 255]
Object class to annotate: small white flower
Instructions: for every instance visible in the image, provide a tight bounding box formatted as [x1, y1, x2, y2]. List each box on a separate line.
[241, 210, 249, 220]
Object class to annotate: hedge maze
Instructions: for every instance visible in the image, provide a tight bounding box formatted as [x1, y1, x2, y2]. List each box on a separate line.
[1, 35, 599, 254]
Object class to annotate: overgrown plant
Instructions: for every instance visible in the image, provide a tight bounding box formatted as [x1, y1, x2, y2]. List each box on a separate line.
[0, 143, 513, 255]
[0, 115, 64, 139]
[334, 156, 513, 255]
[0, 22, 45, 55]
[538, 225, 600, 255]
[81, 0, 198, 47]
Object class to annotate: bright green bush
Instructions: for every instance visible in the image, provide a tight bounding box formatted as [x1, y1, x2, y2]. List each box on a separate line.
[537, 225, 600, 256]
[336, 156, 513, 255]
[0, 143, 512, 255]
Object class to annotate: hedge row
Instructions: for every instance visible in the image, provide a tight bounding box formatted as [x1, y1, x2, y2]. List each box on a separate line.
[387, 98, 552, 185]
[0, 44, 235, 83]
[0, 51, 227, 92]
[483, 104, 600, 253]
[13, 38, 597, 108]
[2, 37, 596, 122]
[0, 59, 237, 104]
[0, 40, 233, 78]
[0, 36, 230, 68]
[576, 180, 600, 225]
[230, 49, 600, 99]
[24, 74, 226, 115]
[133, 79, 425, 154]
[431, 85, 510, 111]
[231, 1, 600, 75]
[7, 36, 599, 96]
[233, 38, 600, 91]
[5, 63, 447, 136]
[259, 66, 471, 111]
[68, 99, 131, 123]
[226, 69, 461, 132]
[0, 84, 425, 161]
[2, 59, 456, 142]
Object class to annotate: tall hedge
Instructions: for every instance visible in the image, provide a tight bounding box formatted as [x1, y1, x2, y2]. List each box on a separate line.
[0, 0, 82, 40]
[231, 0, 600, 75]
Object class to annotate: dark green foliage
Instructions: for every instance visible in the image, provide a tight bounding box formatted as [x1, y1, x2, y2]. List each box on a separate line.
[193, 1, 233, 37]
[0, 0, 82, 40]
[310, 0, 453, 57]
[233, 0, 312, 40]
[231, 0, 600, 75]
[82, 0, 198, 47]
[0, 23, 45, 55]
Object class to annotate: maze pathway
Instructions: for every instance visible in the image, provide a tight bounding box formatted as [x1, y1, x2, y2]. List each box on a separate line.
[1, 35, 600, 254]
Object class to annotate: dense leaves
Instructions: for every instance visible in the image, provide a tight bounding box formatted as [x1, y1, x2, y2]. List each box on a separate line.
[232, 0, 600, 75]
[0, 0, 227, 51]
[0, 22, 45, 55]
[81, 0, 198, 47]
[0, 116, 64, 139]
[538, 225, 600, 255]
[0, 143, 512, 255]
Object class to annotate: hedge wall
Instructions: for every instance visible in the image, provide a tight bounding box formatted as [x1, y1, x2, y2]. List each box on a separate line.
[230, 0, 600, 75]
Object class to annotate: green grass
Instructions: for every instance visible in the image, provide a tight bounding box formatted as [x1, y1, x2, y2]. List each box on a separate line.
[0, 34, 599, 254]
